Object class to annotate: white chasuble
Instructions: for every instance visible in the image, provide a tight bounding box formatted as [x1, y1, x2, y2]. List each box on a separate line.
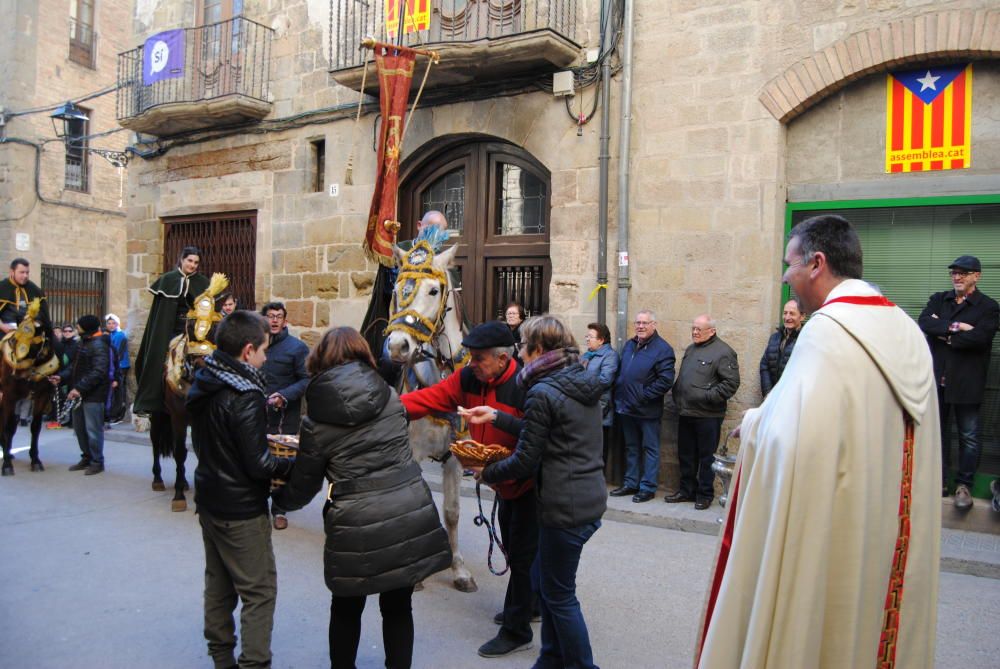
[697, 279, 941, 669]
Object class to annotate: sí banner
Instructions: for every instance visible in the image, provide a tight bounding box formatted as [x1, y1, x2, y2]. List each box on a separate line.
[885, 64, 972, 173]
[143, 29, 186, 86]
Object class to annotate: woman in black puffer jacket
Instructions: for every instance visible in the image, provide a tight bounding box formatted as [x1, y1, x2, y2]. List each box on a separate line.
[477, 315, 607, 669]
[273, 327, 451, 669]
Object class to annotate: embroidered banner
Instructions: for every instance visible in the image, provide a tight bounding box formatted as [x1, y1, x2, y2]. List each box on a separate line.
[143, 29, 186, 85]
[363, 46, 417, 266]
[385, 0, 431, 38]
[885, 64, 972, 173]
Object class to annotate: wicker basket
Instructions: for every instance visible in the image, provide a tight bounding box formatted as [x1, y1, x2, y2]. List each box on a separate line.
[267, 434, 299, 489]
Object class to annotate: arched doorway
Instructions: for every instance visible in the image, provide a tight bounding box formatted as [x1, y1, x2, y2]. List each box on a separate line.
[399, 136, 551, 324]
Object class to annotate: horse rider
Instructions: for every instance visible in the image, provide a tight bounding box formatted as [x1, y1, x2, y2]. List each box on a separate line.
[133, 246, 210, 416]
[363, 210, 464, 386]
[1, 257, 53, 338]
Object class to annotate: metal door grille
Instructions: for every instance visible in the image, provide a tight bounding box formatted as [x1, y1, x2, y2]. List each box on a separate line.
[163, 211, 257, 310]
[40, 265, 107, 326]
[492, 263, 548, 319]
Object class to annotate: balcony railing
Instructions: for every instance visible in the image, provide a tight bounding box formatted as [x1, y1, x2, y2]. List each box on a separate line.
[330, 0, 579, 72]
[116, 16, 272, 135]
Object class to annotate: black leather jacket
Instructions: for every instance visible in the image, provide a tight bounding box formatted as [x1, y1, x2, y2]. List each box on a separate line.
[187, 354, 293, 520]
[70, 333, 111, 403]
[483, 363, 607, 529]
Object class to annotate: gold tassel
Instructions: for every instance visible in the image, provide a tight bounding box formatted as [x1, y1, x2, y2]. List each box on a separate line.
[344, 153, 354, 186]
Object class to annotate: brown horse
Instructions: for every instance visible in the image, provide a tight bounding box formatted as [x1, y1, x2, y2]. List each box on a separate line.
[150, 273, 228, 512]
[1, 301, 58, 476]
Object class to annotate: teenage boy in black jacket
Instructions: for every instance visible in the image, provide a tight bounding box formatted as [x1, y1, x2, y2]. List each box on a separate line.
[187, 311, 294, 669]
[59, 315, 111, 475]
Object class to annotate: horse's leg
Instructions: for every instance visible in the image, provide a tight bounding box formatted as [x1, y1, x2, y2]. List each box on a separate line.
[442, 452, 477, 593]
[28, 391, 46, 471]
[149, 411, 167, 491]
[170, 407, 188, 512]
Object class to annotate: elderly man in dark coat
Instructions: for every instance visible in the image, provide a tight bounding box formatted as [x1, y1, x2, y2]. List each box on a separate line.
[918, 254, 1000, 508]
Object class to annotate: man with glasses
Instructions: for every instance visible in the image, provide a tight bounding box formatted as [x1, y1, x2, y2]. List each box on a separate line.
[612, 310, 676, 502]
[669, 315, 740, 510]
[259, 301, 310, 531]
[918, 255, 1000, 509]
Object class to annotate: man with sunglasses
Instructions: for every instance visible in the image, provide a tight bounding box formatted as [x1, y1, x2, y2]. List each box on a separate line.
[918, 255, 1000, 508]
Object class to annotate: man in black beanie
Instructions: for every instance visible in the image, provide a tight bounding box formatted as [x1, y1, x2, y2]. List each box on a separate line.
[61, 315, 111, 474]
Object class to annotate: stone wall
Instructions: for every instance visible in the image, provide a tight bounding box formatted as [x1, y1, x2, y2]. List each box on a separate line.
[0, 0, 133, 327]
[123, 0, 1000, 491]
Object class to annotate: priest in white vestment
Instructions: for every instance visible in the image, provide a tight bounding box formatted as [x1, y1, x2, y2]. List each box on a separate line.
[697, 215, 940, 669]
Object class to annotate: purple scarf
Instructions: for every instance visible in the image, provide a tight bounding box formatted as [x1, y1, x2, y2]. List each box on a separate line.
[518, 347, 580, 388]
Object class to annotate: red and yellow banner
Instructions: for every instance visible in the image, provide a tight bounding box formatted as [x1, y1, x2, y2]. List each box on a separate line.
[363, 46, 417, 266]
[885, 64, 972, 173]
[385, 0, 430, 38]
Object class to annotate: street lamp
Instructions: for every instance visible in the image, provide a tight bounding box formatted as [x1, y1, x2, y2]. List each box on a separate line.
[50, 101, 130, 168]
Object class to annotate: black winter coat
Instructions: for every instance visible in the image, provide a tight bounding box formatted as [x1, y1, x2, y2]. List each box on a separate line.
[273, 361, 451, 597]
[918, 288, 1000, 404]
[70, 333, 111, 403]
[758, 327, 800, 397]
[672, 335, 740, 418]
[483, 363, 607, 529]
[187, 355, 293, 520]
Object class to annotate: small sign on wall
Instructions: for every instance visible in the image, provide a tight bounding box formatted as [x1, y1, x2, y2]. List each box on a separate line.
[328, 183, 339, 197]
[15, 233, 30, 251]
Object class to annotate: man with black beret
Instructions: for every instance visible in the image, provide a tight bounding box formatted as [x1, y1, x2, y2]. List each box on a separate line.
[919, 254, 1000, 508]
[400, 320, 539, 658]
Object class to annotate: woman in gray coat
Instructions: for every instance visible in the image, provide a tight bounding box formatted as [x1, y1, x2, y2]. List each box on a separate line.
[582, 321, 619, 464]
[273, 327, 451, 669]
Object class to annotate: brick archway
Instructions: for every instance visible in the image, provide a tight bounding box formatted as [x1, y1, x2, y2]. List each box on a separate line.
[760, 9, 1000, 123]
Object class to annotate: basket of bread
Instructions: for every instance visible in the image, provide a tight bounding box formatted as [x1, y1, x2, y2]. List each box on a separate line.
[267, 433, 299, 489]
[448, 439, 513, 469]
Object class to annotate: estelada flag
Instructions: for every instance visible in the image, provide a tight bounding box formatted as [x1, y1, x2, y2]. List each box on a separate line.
[363, 46, 416, 266]
[886, 64, 972, 173]
[386, 0, 431, 38]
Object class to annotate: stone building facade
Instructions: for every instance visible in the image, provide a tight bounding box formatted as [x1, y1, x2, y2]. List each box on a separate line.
[1, 0, 133, 326]
[120, 0, 1000, 491]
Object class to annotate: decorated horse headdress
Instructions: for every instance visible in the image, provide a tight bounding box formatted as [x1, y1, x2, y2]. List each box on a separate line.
[165, 272, 228, 395]
[385, 227, 453, 344]
[0, 299, 59, 380]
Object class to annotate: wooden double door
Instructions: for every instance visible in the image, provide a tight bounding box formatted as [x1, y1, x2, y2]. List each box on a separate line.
[398, 139, 551, 324]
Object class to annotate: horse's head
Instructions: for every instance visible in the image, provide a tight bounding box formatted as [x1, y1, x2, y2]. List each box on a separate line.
[386, 241, 459, 363]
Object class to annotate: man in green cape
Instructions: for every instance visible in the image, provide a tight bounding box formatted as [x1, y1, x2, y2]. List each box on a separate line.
[133, 247, 209, 414]
[1, 258, 51, 335]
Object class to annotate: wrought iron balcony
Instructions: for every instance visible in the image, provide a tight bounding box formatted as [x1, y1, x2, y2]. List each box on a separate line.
[330, 0, 581, 93]
[116, 16, 272, 137]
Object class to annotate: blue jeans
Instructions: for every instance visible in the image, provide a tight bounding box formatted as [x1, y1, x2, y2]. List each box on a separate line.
[72, 401, 105, 465]
[531, 521, 601, 669]
[619, 414, 661, 493]
[939, 388, 981, 488]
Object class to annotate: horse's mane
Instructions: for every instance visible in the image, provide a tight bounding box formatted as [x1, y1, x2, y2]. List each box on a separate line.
[415, 225, 451, 252]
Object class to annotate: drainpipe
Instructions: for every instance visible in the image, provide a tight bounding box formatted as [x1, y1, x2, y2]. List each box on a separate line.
[596, 0, 615, 325]
[615, 0, 635, 350]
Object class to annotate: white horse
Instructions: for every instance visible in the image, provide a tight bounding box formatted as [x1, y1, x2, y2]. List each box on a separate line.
[385, 237, 477, 593]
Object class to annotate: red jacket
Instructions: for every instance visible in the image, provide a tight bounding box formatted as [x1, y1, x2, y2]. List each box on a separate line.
[401, 361, 533, 499]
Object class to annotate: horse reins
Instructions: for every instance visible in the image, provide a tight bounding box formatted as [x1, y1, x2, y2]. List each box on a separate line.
[473, 481, 510, 576]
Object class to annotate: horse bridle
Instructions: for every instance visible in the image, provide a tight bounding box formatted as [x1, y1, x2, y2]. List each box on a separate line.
[385, 240, 450, 345]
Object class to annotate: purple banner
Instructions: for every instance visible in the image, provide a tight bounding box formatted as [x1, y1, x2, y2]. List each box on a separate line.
[143, 29, 185, 85]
